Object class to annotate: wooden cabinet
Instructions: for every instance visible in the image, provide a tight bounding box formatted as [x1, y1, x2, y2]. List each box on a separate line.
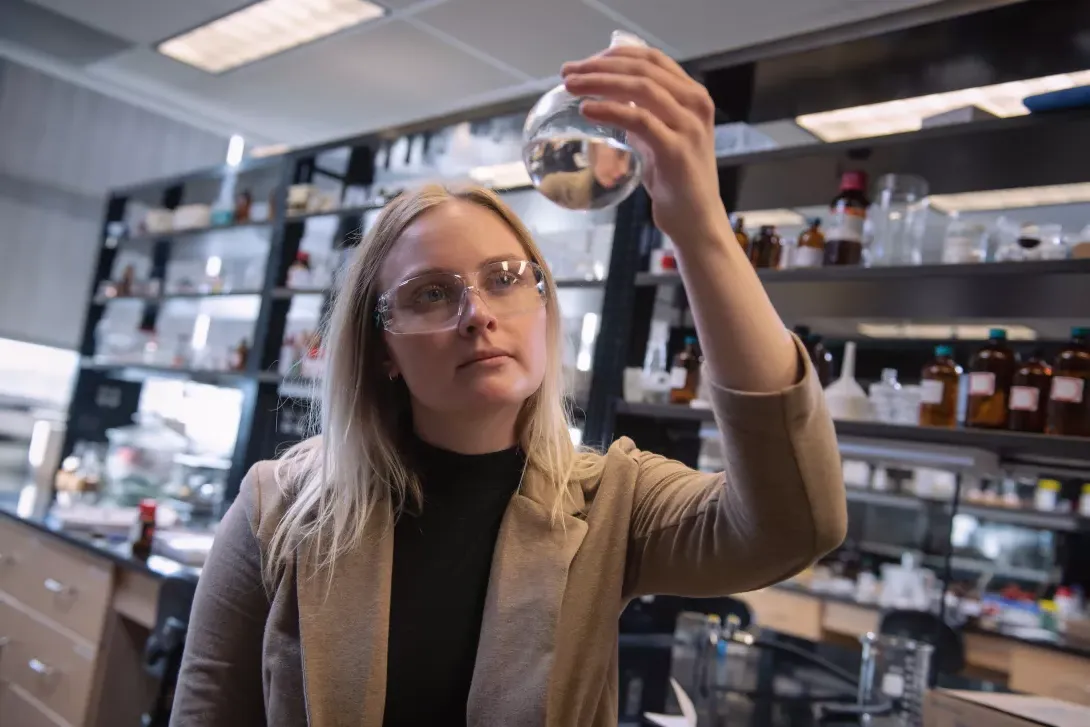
[821, 601, 879, 639]
[1009, 645, 1090, 706]
[963, 633, 1012, 673]
[0, 682, 69, 727]
[0, 514, 161, 727]
[736, 587, 823, 641]
[0, 599, 97, 726]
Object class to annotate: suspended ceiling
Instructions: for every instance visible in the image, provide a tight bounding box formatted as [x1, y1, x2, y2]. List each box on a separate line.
[0, 0, 959, 147]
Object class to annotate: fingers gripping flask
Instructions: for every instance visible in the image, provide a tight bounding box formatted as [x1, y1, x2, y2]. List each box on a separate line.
[523, 31, 647, 210]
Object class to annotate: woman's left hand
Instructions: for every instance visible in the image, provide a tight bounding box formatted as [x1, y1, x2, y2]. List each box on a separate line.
[562, 46, 726, 244]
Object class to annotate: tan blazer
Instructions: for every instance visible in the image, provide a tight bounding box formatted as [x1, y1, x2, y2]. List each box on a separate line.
[171, 342, 846, 727]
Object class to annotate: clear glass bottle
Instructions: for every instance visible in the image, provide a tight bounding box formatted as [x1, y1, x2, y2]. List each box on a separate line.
[1009, 349, 1052, 434]
[869, 173, 928, 267]
[523, 31, 646, 210]
[869, 368, 902, 424]
[967, 328, 1019, 429]
[919, 345, 961, 428]
[1047, 327, 1090, 437]
[942, 214, 988, 264]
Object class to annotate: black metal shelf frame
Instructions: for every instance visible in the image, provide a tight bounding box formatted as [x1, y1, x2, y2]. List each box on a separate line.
[66, 27, 1090, 509]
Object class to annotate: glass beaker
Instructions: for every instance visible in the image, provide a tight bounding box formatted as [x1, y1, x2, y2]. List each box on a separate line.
[869, 174, 930, 266]
[523, 31, 646, 211]
[858, 632, 934, 727]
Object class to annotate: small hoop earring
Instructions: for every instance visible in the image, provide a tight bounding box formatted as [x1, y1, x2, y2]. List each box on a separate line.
[388, 372, 398, 381]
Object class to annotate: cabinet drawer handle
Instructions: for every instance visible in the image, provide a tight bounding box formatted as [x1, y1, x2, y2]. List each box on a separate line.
[43, 578, 73, 595]
[28, 658, 55, 677]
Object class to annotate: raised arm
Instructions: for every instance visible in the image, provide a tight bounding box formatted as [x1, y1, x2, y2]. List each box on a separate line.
[563, 45, 796, 394]
[621, 339, 846, 597]
[563, 46, 846, 596]
[171, 469, 269, 727]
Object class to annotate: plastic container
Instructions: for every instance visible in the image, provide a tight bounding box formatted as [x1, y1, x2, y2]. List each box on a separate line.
[825, 342, 873, 420]
[104, 414, 188, 506]
[869, 368, 902, 424]
[869, 174, 929, 267]
[523, 31, 646, 210]
[942, 214, 988, 264]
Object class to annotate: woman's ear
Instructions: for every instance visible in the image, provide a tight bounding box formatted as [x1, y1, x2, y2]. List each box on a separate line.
[385, 360, 400, 380]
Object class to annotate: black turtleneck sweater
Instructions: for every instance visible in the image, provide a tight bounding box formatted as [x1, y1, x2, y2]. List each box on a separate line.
[382, 437, 526, 727]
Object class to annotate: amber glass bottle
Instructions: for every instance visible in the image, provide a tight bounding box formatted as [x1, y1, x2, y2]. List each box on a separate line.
[919, 345, 962, 428]
[732, 216, 749, 254]
[824, 171, 870, 266]
[749, 226, 782, 269]
[1047, 327, 1090, 437]
[1009, 350, 1053, 433]
[966, 329, 1019, 429]
[669, 336, 702, 404]
[795, 218, 825, 268]
[793, 325, 833, 387]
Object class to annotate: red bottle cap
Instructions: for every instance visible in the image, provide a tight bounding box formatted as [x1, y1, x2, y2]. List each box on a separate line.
[139, 499, 157, 520]
[840, 171, 867, 192]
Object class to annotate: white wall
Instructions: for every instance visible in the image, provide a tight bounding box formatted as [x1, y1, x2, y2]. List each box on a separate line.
[0, 59, 230, 349]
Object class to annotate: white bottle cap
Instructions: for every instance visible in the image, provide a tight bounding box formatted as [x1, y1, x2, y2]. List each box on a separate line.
[610, 30, 647, 48]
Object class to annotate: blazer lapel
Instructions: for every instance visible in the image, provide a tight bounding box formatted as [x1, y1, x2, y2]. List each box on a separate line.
[467, 465, 588, 726]
[297, 511, 393, 727]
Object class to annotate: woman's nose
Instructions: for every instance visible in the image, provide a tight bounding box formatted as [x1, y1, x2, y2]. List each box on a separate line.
[457, 288, 498, 336]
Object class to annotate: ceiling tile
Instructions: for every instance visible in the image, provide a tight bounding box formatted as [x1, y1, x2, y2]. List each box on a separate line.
[27, 0, 259, 44]
[0, 0, 132, 65]
[414, 0, 623, 78]
[93, 19, 524, 144]
[591, 0, 938, 59]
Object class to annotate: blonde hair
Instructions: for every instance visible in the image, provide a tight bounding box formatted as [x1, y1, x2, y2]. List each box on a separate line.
[266, 183, 601, 584]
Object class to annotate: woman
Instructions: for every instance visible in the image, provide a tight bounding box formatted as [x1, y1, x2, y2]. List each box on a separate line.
[173, 45, 846, 726]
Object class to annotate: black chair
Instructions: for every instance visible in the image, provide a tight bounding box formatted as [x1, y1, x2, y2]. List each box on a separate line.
[878, 609, 965, 676]
[143, 572, 200, 727]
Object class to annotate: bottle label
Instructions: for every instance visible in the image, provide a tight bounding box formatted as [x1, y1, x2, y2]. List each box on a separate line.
[826, 202, 865, 243]
[1010, 386, 1040, 412]
[793, 246, 824, 268]
[968, 372, 996, 397]
[1050, 376, 1085, 403]
[920, 379, 945, 405]
[669, 366, 687, 388]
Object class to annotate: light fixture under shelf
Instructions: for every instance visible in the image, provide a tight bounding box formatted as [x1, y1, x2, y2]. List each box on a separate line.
[796, 70, 1090, 143]
[929, 182, 1090, 213]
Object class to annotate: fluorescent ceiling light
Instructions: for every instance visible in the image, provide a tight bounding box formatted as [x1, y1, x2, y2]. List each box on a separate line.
[735, 209, 806, 227]
[158, 0, 386, 74]
[797, 70, 1090, 143]
[930, 183, 1090, 213]
[251, 143, 292, 158]
[856, 323, 1038, 341]
[226, 135, 245, 166]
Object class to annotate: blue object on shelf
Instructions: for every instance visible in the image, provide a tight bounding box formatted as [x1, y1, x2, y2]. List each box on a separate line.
[1023, 85, 1090, 113]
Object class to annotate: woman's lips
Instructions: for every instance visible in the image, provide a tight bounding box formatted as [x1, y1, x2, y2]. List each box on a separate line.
[459, 353, 511, 369]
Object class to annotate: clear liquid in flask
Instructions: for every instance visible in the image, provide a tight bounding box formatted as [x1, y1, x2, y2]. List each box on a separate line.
[522, 30, 646, 211]
[524, 134, 642, 211]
